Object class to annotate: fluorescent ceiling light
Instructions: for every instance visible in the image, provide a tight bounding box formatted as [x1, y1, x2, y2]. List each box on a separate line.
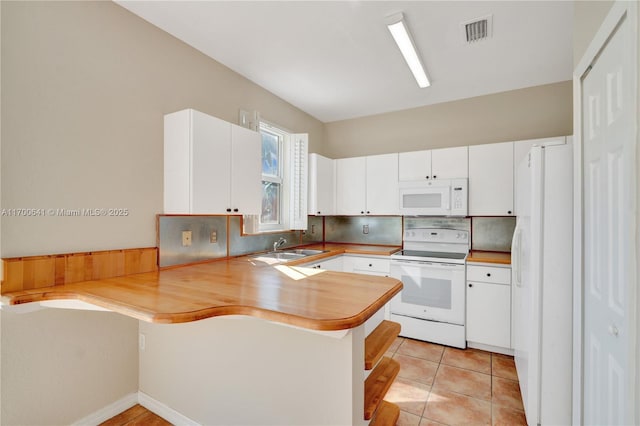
[386, 13, 430, 88]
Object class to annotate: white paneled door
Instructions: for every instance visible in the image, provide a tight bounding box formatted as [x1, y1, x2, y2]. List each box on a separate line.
[581, 4, 637, 425]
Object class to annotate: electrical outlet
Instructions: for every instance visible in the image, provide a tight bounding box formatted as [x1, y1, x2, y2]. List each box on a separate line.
[210, 230, 217, 243]
[181, 230, 192, 246]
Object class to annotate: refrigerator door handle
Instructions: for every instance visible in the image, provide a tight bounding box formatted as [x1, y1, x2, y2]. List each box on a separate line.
[512, 225, 522, 287]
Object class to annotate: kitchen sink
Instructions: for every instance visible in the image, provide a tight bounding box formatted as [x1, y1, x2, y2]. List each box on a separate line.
[285, 249, 326, 256]
[257, 252, 306, 261]
[251, 249, 327, 263]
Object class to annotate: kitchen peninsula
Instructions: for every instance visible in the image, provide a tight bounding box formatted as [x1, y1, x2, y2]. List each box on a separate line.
[2, 248, 403, 425]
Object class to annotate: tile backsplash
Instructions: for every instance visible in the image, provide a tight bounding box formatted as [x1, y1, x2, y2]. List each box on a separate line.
[158, 214, 514, 267]
[471, 217, 516, 252]
[324, 216, 402, 246]
[158, 215, 228, 267]
[228, 216, 302, 257]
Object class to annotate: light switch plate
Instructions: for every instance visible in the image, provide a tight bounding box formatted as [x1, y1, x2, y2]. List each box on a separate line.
[181, 230, 192, 246]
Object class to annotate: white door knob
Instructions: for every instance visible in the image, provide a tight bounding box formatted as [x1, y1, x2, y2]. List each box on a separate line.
[608, 325, 619, 336]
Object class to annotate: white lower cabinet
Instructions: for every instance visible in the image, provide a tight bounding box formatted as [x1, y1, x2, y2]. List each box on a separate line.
[342, 255, 390, 277]
[466, 264, 512, 350]
[302, 255, 344, 272]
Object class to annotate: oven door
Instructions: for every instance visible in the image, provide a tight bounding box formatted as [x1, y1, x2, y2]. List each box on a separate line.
[389, 260, 465, 325]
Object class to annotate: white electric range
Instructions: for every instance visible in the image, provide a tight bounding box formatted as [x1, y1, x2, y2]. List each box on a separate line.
[389, 228, 469, 348]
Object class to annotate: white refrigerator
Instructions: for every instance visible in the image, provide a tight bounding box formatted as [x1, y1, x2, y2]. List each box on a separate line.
[511, 144, 573, 425]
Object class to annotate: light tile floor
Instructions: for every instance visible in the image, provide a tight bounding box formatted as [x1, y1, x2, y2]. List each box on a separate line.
[383, 337, 527, 426]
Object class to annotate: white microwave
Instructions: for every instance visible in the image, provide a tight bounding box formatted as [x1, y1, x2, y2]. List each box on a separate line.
[398, 178, 468, 216]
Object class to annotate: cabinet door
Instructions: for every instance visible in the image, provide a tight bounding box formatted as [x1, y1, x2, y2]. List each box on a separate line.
[308, 153, 336, 215]
[335, 157, 366, 215]
[191, 111, 232, 214]
[366, 153, 399, 215]
[399, 150, 431, 181]
[432, 146, 469, 179]
[469, 142, 514, 216]
[466, 281, 511, 348]
[230, 124, 261, 215]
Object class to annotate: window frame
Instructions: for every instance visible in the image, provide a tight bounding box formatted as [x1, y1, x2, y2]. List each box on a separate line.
[259, 122, 287, 232]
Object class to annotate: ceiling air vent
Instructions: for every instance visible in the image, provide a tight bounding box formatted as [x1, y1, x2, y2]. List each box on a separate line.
[461, 15, 493, 43]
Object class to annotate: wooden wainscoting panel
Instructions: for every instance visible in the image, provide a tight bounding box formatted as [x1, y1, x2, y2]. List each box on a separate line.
[65, 253, 89, 284]
[1, 247, 158, 294]
[91, 251, 126, 281]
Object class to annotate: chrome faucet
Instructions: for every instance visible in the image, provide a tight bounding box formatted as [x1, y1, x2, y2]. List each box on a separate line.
[273, 237, 287, 252]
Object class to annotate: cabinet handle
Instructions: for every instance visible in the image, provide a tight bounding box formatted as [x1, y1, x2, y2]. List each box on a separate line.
[486, 273, 491, 277]
[369, 264, 373, 267]
[433, 175, 437, 179]
[360, 211, 364, 214]
[508, 210, 513, 215]
[426, 176, 430, 179]
[233, 208, 239, 212]
[226, 208, 232, 212]
[366, 211, 370, 214]
[468, 283, 473, 287]
[317, 211, 321, 215]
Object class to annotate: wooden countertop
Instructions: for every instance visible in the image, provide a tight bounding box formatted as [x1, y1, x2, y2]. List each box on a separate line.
[1, 245, 403, 331]
[467, 250, 511, 265]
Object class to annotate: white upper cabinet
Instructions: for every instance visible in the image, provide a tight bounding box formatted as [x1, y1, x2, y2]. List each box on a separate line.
[335, 156, 366, 215]
[469, 141, 514, 216]
[164, 109, 261, 215]
[308, 153, 336, 216]
[431, 146, 469, 179]
[335, 153, 399, 215]
[399, 150, 431, 181]
[230, 124, 262, 214]
[366, 153, 399, 215]
[399, 146, 468, 181]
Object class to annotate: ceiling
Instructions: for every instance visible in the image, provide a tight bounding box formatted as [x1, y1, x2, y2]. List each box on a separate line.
[116, 1, 573, 123]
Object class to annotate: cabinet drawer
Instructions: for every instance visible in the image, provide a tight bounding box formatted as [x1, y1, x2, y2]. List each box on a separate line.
[344, 256, 390, 274]
[467, 264, 511, 285]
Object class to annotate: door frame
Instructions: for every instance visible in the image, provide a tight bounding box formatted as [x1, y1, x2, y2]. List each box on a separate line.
[573, 1, 638, 424]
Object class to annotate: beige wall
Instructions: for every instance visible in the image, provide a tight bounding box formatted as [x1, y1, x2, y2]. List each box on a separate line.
[1, 309, 139, 425]
[323, 81, 573, 159]
[1, 1, 324, 258]
[573, 0, 615, 67]
[0, 2, 323, 424]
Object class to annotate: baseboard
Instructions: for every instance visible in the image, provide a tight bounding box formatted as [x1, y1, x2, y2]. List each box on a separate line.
[138, 391, 200, 426]
[71, 392, 138, 426]
[467, 341, 514, 356]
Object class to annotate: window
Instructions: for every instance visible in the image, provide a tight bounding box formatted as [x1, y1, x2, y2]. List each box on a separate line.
[260, 126, 283, 229]
[255, 121, 308, 232]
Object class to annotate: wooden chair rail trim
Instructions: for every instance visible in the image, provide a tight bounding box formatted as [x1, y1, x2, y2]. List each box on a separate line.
[365, 320, 401, 370]
[1, 247, 158, 294]
[364, 357, 400, 421]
